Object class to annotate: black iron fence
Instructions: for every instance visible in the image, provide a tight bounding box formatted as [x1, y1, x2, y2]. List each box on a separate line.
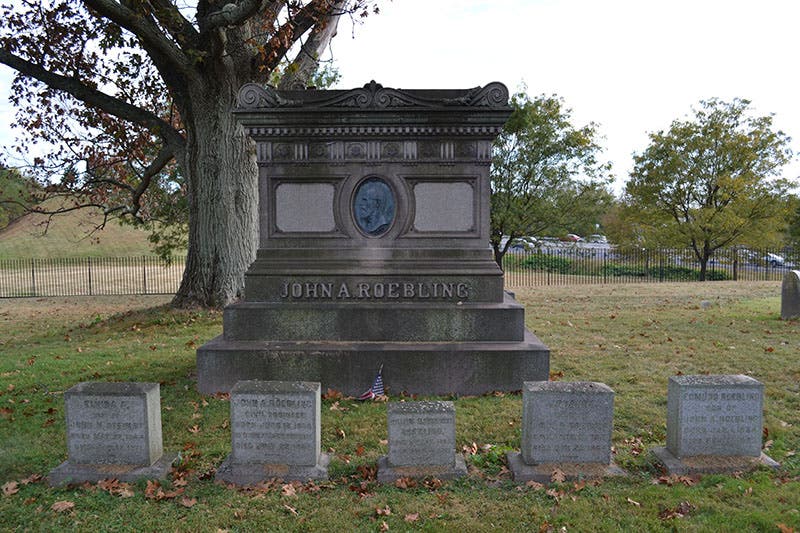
[502, 245, 796, 287]
[0, 256, 185, 297]
[0, 247, 793, 298]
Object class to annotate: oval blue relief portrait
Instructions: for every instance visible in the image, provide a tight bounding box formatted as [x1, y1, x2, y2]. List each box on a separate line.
[353, 177, 395, 236]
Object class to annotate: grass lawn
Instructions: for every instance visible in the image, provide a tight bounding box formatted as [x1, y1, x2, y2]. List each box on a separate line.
[0, 282, 798, 531]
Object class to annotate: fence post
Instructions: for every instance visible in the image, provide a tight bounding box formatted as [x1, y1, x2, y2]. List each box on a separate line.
[732, 248, 738, 281]
[142, 256, 148, 294]
[87, 257, 92, 296]
[30, 258, 36, 296]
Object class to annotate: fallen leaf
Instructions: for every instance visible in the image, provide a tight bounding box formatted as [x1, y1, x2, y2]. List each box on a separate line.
[20, 474, 42, 485]
[424, 478, 443, 490]
[323, 389, 343, 400]
[41, 418, 54, 428]
[2, 481, 19, 496]
[379, 521, 389, 532]
[395, 477, 417, 489]
[188, 425, 200, 434]
[281, 484, 297, 497]
[355, 444, 365, 456]
[180, 496, 197, 508]
[51, 500, 75, 513]
[376, 506, 391, 516]
[283, 503, 298, 515]
[550, 469, 566, 483]
[336, 428, 346, 439]
[777, 524, 797, 533]
[659, 501, 695, 520]
[404, 513, 420, 523]
[627, 497, 640, 507]
[525, 480, 544, 490]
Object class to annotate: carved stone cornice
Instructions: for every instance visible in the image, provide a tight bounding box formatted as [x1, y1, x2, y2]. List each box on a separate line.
[236, 81, 510, 111]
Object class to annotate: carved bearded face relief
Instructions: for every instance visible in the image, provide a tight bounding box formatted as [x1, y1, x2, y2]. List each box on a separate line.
[354, 178, 395, 236]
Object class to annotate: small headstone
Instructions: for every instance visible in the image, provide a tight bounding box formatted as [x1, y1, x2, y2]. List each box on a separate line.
[377, 401, 466, 482]
[48, 382, 177, 486]
[652, 375, 779, 475]
[781, 270, 800, 320]
[507, 381, 624, 483]
[216, 381, 328, 484]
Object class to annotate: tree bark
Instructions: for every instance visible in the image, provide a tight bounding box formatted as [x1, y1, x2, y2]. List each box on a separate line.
[172, 77, 259, 308]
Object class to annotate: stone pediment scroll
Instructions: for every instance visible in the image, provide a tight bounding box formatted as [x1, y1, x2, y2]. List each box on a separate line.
[236, 81, 510, 110]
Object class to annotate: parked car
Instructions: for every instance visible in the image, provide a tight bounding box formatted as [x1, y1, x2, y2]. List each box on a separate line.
[561, 234, 583, 242]
[586, 234, 608, 243]
[764, 252, 792, 268]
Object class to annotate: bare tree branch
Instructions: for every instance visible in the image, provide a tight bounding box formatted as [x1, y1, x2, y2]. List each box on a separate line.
[148, 0, 201, 46]
[83, 0, 194, 76]
[0, 49, 185, 150]
[278, 0, 345, 90]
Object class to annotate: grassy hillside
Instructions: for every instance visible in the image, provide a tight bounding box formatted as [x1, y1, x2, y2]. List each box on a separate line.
[0, 204, 159, 259]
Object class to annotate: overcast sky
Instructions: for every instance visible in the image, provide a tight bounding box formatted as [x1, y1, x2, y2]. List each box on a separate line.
[2, 0, 799, 192]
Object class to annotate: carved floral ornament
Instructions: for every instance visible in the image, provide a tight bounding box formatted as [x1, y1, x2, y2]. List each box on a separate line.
[236, 81, 510, 110]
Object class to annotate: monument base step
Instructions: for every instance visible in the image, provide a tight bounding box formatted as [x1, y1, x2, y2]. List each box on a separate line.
[47, 452, 179, 487]
[505, 452, 626, 484]
[197, 331, 549, 396]
[376, 454, 467, 483]
[215, 453, 330, 484]
[651, 447, 779, 476]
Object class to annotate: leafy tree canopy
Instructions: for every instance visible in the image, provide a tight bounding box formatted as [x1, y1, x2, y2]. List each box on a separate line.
[0, 0, 375, 307]
[490, 92, 612, 264]
[621, 98, 794, 279]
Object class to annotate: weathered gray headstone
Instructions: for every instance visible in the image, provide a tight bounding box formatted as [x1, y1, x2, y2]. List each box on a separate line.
[507, 381, 624, 483]
[377, 401, 466, 482]
[781, 270, 800, 320]
[197, 81, 550, 396]
[216, 381, 328, 484]
[652, 375, 779, 474]
[48, 382, 177, 486]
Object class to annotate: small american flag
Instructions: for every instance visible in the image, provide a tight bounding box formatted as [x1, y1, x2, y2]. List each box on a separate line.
[357, 365, 384, 400]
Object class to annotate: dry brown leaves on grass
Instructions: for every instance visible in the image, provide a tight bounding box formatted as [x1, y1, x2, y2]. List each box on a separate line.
[653, 475, 697, 487]
[658, 501, 695, 520]
[375, 506, 391, 516]
[404, 513, 420, 523]
[97, 478, 134, 498]
[777, 524, 797, 533]
[2, 481, 19, 496]
[51, 500, 75, 513]
[144, 480, 184, 501]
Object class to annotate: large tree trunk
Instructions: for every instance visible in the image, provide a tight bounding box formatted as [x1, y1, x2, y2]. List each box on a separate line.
[172, 77, 259, 308]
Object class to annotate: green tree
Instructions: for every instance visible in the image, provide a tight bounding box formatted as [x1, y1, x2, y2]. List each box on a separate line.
[0, 0, 374, 307]
[490, 92, 611, 265]
[623, 98, 793, 280]
[0, 167, 39, 229]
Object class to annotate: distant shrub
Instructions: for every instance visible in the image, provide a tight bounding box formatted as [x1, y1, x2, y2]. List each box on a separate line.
[521, 254, 573, 273]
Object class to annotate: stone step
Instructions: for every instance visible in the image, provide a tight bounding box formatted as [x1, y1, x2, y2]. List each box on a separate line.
[223, 297, 525, 342]
[197, 329, 550, 396]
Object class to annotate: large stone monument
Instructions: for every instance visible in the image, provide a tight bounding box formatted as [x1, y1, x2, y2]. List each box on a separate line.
[197, 81, 549, 395]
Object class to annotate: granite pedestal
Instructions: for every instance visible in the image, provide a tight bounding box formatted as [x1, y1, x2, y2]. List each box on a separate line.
[216, 381, 328, 484]
[507, 381, 624, 483]
[377, 401, 466, 482]
[652, 375, 779, 475]
[48, 382, 177, 486]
